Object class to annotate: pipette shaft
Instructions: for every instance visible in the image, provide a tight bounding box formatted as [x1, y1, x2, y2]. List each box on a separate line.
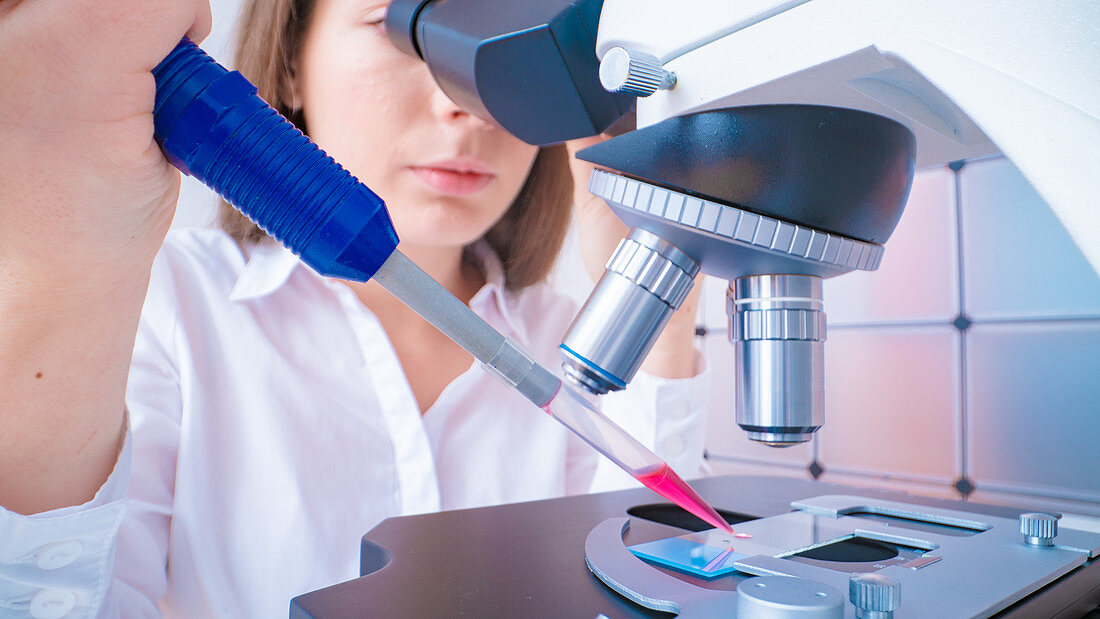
[375, 252, 732, 533]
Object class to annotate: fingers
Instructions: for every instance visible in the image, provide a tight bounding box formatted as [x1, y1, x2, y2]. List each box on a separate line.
[567, 135, 607, 155]
[0, 0, 26, 20]
[567, 135, 632, 283]
[566, 136, 607, 179]
[187, 0, 213, 45]
[36, 0, 215, 73]
[566, 135, 612, 215]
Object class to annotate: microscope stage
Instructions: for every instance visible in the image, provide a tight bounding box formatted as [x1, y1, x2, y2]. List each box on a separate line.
[598, 495, 1100, 617]
[291, 476, 1100, 618]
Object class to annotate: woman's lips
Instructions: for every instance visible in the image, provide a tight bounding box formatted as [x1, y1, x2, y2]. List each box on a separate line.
[409, 159, 495, 195]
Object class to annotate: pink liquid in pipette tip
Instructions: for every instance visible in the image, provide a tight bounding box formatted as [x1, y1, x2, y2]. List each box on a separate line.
[635, 464, 734, 534]
[538, 388, 731, 534]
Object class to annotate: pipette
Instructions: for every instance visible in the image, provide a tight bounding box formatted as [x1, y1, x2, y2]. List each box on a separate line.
[152, 39, 731, 534]
[375, 251, 733, 534]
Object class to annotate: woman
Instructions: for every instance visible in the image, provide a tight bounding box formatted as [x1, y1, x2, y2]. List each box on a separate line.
[0, 0, 706, 616]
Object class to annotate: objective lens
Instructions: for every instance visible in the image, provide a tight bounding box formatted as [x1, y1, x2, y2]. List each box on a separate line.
[562, 229, 698, 394]
[728, 274, 825, 447]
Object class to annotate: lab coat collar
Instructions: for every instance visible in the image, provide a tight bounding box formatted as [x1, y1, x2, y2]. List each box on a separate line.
[227, 239, 531, 347]
[228, 240, 301, 302]
[466, 241, 531, 347]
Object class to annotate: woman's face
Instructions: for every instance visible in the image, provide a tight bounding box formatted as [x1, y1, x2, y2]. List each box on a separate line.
[293, 0, 539, 249]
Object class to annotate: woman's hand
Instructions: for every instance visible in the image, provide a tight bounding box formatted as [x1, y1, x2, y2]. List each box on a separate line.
[0, 0, 211, 515]
[567, 136, 702, 381]
[567, 136, 629, 284]
[1, 0, 211, 281]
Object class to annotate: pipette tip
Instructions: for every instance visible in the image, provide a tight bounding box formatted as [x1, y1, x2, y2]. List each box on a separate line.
[634, 464, 733, 534]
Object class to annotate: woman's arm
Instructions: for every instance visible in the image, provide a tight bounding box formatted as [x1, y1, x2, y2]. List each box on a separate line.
[0, 266, 185, 615]
[0, 0, 211, 515]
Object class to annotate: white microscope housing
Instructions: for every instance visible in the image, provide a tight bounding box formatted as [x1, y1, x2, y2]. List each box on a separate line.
[563, 0, 1098, 445]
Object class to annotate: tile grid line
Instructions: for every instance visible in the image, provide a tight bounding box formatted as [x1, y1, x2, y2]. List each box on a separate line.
[820, 464, 955, 487]
[951, 161, 971, 498]
[770, 314, 1100, 335]
[706, 456, 1100, 507]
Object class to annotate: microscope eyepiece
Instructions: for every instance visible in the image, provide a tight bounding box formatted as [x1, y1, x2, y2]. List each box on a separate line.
[383, 0, 433, 59]
[382, 0, 632, 145]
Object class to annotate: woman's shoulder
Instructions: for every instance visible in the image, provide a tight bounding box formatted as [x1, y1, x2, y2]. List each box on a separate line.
[156, 228, 249, 279]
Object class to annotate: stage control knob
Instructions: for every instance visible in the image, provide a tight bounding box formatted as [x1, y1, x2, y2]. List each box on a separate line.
[599, 47, 676, 97]
[849, 573, 900, 619]
[1020, 512, 1058, 546]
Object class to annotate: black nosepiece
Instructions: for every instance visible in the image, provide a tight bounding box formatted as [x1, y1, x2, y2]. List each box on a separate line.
[578, 105, 917, 245]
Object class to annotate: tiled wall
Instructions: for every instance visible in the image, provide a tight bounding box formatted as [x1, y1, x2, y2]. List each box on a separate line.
[702, 158, 1100, 517]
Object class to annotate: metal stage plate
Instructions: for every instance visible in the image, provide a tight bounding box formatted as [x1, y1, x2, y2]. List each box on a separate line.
[290, 476, 1100, 618]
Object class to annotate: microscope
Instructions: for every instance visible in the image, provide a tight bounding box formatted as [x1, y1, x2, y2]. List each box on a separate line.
[293, 1, 1100, 616]
[383, 0, 1097, 448]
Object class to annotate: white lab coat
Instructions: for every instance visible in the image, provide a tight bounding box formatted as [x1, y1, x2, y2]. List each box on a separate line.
[0, 229, 708, 618]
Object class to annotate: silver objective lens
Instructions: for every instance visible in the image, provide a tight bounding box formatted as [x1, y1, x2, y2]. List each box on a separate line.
[562, 229, 699, 395]
[729, 274, 825, 446]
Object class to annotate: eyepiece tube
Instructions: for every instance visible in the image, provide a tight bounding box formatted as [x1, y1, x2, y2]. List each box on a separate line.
[561, 229, 698, 394]
[728, 275, 825, 447]
[382, 0, 632, 145]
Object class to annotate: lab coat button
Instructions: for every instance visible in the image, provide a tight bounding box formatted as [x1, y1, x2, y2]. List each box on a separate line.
[29, 589, 76, 619]
[670, 402, 690, 420]
[664, 434, 686, 457]
[35, 540, 83, 570]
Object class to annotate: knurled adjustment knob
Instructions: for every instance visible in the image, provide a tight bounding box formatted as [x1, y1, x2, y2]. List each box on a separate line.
[599, 47, 676, 97]
[1020, 512, 1058, 546]
[849, 573, 900, 619]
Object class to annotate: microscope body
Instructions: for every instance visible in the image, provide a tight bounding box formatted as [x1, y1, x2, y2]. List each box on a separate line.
[386, 0, 1099, 445]
[569, 0, 1098, 445]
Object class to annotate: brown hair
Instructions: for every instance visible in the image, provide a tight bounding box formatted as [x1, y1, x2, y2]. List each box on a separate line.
[222, 0, 573, 290]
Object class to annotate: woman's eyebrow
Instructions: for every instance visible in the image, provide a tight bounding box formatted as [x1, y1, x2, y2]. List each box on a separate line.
[354, 1, 390, 19]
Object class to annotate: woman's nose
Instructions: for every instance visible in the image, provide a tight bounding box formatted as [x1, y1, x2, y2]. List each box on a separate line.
[429, 82, 489, 127]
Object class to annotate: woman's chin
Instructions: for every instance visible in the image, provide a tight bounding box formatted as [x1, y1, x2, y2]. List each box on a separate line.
[396, 230, 488, 251]
[390, 209, 498, 250]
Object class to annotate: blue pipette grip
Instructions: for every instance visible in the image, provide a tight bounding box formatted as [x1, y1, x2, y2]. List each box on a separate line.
[152, 38, 398, 281]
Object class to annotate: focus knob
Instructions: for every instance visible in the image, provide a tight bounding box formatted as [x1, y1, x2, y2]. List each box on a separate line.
[849, 573, 900, 619]
[1020, 513, 1058, 546]
[599, 47, 676, 97]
